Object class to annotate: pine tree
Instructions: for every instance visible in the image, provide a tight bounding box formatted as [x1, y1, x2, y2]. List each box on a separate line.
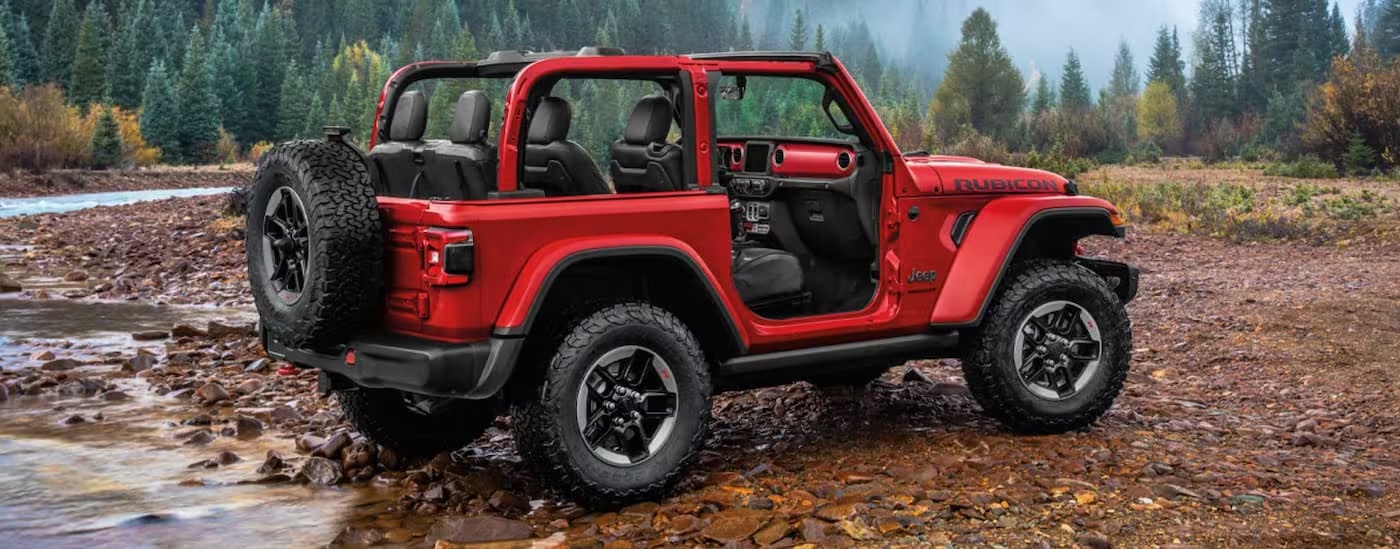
[1376, 0, 1400, 57]
[1031, 77, 1056, 114]
[1107, 41, 1140, 99]
[787, 9, 808, 51]
[106, 0, 146, 108]
[813, 24, 826, 52]
[1147, 25, 1187, 100]
[245, 5, 296, 144]
[69, 1, 109, 107]
[1192, 7, 1239, 125]
[1329, 2, 1350, 58]
[38, 0, 78, 89]
[0, 14, 11, 87]
[139, 60, 180, 160]
[175, 26, 221, 164]
[10, 15, 37, 88]
[90, 105, 123, 169]
[1059, 49, 1091, 110]
[275, 60, 311, 140]
[928, 8, 1024, 145]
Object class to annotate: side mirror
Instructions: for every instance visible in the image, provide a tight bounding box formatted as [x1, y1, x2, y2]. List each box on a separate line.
[823, 88, 856, 135]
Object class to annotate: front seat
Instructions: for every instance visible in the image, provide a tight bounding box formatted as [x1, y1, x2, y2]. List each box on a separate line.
[610, 95, 684, 193]
[368, 90, 429, 197]
[522, 97, 610, 196]
[422, 90, 496, 199]
[732, 247, 804, 305]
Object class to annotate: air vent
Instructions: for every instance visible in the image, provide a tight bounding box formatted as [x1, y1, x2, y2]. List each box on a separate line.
[773, 148, 785, 165]
[837, 152, 852, 169]
[732, 148, 743, 165]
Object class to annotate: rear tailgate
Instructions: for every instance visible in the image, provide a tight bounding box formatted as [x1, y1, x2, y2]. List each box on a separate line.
[377, 198, 486, 342]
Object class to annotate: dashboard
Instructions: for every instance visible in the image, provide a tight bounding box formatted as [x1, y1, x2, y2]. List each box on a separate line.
[718, 139, 861, 239]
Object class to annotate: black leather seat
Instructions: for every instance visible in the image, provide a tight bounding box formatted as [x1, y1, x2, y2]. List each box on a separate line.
[368, 90, 429, 197]
[610, 95, 684, 193]
[422, 90, 496, 199]
[733, 247, 804, 304]
[523, 97, 610, 196]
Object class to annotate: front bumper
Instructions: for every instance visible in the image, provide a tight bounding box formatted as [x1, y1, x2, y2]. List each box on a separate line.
[265, 331, 523, 399]
[1077, 258, 1140, 303]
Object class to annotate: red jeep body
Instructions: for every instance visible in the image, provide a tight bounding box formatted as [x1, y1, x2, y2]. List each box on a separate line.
[270, 50, 1135, 402]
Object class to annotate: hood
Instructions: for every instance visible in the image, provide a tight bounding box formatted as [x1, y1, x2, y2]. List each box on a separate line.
[903, 155, 1070, 196]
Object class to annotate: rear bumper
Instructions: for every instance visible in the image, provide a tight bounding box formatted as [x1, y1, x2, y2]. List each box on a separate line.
[1077, 258, 1140, 303]
[265, 331, 523, 399]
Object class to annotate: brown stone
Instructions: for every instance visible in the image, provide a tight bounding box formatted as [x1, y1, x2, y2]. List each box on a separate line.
[194, 382, 230, 403]
[700, 515, 763, 544]
[666, 514, 701, 535]
[0, 272, 21, 292]
[171, 324, 208, 338]
[800, 518, 828, 542]
[427, 516, 532, 544]
[40, 358, 79, 371]
[753, 519, 793, 545]
[30, 350, 54, 361]
[815, 502, 860, 522]
[131, 330, 169, 341]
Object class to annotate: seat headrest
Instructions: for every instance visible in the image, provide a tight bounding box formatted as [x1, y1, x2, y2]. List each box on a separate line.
[528, 97, 572, 145]
[389, 91, 428, 142]
[449, 90, 491, 144]
[623, 95, 674, 145]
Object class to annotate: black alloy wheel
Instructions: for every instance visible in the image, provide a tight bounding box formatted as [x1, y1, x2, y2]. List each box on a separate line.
[574, 345, 681, 467]
[1014, 300, 1103, 401]
[260, 183, 310, 303]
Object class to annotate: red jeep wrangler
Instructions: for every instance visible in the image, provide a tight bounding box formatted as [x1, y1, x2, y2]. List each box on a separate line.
[246, 49, 1138, 506]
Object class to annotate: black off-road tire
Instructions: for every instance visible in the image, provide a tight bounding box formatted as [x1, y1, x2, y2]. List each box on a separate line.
[961, 259, 1131, 434]
[335, 388, 495, 459]
[512, 303, 712, 508]
[246, 140, 382, 351]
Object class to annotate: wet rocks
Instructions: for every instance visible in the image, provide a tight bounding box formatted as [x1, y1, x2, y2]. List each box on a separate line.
[171, 324, 208, 338]
[296, 457, 344, 486]
[233, 415, 264, 439]
[256, 450, 286, 475]
[194, 382, 230, 404]
[244, 358, 269, 373]
[207, 321, 256, 339]
[62, 414, 86, 425]
[234, 378, 262, 395]
[63, 269, 88, 282]
[122, 353, 157, 373]
[487, 490, 530, 515]
[427, 516, 532, 544]
[0, 272, 20, 292]
[700, 515, 763, 544]
[132, 330, 170, 341]
[30, 350, 54, 361]
[182, 429, 215, 445]
[312, 432, 352, 459]
[40, 358, 79, 372]
[101, 390, 131, 401]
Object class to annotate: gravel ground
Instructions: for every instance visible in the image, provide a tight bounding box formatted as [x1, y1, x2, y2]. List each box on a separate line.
[0, 195, 1397, 548]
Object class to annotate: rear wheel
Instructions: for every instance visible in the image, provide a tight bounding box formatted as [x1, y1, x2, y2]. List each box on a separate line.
[961, 260, 1131, 434]
[512, 303, 711, 507]
[335, 387, 495, 459]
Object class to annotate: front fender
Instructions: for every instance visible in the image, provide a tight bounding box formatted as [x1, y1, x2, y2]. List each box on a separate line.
[929, 196, 1122, 327]
[492, 235, 748, 348]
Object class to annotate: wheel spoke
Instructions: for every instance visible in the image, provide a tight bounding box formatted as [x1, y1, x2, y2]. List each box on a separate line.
[582, 410, 611, 447]
[639, 391, 677, 416]
[1067, 339, 1101, 361]
[620, 351, 651, 385]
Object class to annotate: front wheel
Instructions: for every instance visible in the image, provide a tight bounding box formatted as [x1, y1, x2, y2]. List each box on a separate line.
[961, 259, 1131, 434]
[512, 303, 712, 507]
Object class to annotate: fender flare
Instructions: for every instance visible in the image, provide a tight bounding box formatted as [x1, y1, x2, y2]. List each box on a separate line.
[492, 238, 748, 352]
[930, 202, 1122, 327]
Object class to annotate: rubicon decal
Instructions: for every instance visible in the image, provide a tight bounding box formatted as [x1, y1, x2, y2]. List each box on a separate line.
[952, 178, 1062, 193]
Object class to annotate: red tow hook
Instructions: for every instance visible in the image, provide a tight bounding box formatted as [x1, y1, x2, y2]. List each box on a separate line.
[276, 363, 299, 376]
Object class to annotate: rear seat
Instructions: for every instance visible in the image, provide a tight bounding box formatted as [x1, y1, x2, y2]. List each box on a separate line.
[422, 90, 497, 200]
[368, 90, 429, 198]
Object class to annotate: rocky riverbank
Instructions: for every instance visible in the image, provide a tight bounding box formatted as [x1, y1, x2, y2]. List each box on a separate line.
[0, 166, 253, 198]
[1, 195, 1398, 547]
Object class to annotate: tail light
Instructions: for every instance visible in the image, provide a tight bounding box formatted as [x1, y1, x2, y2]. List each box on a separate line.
[422, 228, 474, 286]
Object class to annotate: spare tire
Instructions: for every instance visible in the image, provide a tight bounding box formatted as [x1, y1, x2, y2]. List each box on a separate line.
[246, 140, 382, 351]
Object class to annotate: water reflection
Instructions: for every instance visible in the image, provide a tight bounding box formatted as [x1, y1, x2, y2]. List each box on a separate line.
[0, 187, 233, 219]
[0, 393, 386, 548]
